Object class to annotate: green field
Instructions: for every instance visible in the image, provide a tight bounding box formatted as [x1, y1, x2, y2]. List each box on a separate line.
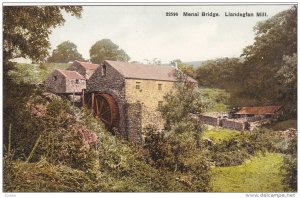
[211, 152, 284, 192]
[202, 128, 240, 143]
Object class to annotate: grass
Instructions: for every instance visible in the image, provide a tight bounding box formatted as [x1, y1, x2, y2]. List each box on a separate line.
[199, 88, 230, 112]
[8, 62, 69, 84]
[202, 128, 240, 143]
[211, 152, 285, 192]
[269, 120, 297, 131]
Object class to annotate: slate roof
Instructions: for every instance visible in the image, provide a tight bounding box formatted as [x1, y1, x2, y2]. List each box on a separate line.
[56, 69, 85, 80]
[234, 106, 283, 115]
[74, 60, 99, 70]
[104, 60, 197, 83]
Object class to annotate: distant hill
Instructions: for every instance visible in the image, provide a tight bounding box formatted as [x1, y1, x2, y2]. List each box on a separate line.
[183, 61, 206, 68]
[161, 60, 206, 69]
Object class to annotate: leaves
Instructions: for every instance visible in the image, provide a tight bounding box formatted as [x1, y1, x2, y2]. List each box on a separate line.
[3, 6, 83, 62]
[89, 39, 130, 64]
[47, 41, 84, 63]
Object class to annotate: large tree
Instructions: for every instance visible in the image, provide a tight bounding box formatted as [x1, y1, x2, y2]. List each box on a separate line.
[47, 41, 84, 63]
[240, 6, 297, 114]
[3, 6, 82, 64]
[89, 39, 130, 63]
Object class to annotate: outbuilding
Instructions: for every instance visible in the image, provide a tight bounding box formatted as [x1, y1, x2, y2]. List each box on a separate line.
[68, 60, 99, 80]
[45, 69, 86, 94]
[234, 105, 283, 119]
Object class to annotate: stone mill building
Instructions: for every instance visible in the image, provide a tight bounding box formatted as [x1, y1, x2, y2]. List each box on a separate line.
[46, 60, 197, 143]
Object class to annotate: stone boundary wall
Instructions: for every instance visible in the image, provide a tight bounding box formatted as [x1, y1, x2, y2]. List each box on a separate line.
[220, 119, 246, 131]
[198, 115, 247, 131]
[198, 115, 219, 126]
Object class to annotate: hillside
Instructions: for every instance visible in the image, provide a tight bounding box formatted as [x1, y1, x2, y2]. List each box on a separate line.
[3, 62, 295, 192]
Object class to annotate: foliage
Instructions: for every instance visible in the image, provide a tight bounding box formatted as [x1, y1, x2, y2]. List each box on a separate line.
[6, 62, 69, 85]
[171, 59, 195, 78]
[3, 62, 212, 191]
[202, 129, 285, 167]
[4, 158, 99, 192]
[47, 41, 84, 63]
[268, 119, 297, 131]
[276, 53, 297, 116]
[199, 88, 230, 112]
[282, 135, 297, 192]
[3, 6, 82, 63]
[150, 72, 212, 191]
[143, 125, 212, 192]
[195, 6, 297, 117]
[89, 39, 130, 64]
[195, 57, 242, 89]
[212, 153, 285, 192]
[240, 6, 297, 115]
[38, 62, 70, 82]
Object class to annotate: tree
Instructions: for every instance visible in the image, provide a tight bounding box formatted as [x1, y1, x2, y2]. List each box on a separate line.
[171, 59, 195, 78]
[3, 6, 82, 64]
[282, 134, 297, 191]
[240, 6, 297, 113]
[89, 39, 130, 63]
[145, 73, 211, 191]
[47, 41, 84, 63]
[195, 58, 242, 88]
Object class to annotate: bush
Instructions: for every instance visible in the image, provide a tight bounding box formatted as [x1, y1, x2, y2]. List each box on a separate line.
[282, 135, 297, 191]
[203, 129, 285, 167]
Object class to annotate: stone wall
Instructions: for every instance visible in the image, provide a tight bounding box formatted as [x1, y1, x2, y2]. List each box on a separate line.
[220, 119, 246, 131]
[198, 115, 220, 126]
[68, 62, 96, 80]
[126, 103, 143, 144]
[198, 115, 247, 131]
[65, 78, 86, 93]
[87, 63, 127, 136]
[125, 79, 175, 131]
[45, 70, 66, 93]
[87, 64, 126, 99]
[68, 63, 86, 78]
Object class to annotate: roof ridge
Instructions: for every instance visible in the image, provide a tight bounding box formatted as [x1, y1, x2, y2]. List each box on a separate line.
[104, 60, 197, 83]
[55, 69, 85, 79]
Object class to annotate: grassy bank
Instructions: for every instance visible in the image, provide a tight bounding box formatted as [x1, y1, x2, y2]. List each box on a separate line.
[202, 128, 240, 143]
[211, 152, 285, 192]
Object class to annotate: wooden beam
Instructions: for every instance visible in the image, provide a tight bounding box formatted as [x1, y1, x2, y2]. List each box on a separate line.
[81, 89, 85, 108]
[91, 93, 94, 114]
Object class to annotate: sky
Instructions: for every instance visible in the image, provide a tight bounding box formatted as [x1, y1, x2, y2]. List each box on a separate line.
[48, 4, 293, 64]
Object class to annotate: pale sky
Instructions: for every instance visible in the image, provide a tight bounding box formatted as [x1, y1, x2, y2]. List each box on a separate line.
[49, 4, 293, 63]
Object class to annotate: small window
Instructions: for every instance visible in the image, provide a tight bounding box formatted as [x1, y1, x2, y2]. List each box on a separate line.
[158, 83, 162, 90]
[53, 76, 57, 81]
[136, 82, 141, 89]
[158, 101, 163, 110]
[76, 79, 79, 84]
[101, 64, 107, 77]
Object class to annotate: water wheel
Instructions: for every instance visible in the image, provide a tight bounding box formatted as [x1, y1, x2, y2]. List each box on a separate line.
[85, 93, 119, 130]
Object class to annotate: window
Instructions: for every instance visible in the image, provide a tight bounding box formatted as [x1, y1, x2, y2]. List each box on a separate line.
[76, 79, 79, 84]
[158, 101, 163, 110]
[53, 76, 57, 81]
[101, 64, 107, 77]
[136, 82, 141, 89]
[158, 83, 162, 90]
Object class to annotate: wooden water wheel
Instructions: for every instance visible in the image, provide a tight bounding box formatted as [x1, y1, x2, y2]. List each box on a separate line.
[85, 93, 119, 130]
